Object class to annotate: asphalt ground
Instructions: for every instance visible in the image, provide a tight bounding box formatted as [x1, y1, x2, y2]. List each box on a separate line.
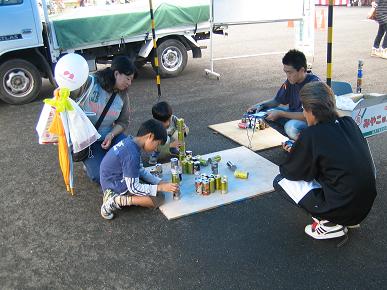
[0, 6, 386, 289]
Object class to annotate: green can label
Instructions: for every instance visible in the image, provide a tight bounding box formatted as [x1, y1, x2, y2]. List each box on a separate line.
[172, 173, 180, 184]
[209, 178, 215, 193]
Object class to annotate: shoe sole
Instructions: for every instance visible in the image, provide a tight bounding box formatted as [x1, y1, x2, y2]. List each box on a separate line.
[348, 224, 360, 229]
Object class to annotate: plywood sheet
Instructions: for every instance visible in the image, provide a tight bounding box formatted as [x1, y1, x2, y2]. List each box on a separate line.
[158, 146, 279, 220]
[209, 120, 287, 151]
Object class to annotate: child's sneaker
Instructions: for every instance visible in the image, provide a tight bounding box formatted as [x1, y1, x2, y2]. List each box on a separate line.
[169, 147, 180, 156]
[149, 151, 160, 165]
[102, 188, 114, 204]
[304, 218, 348, 240]
[101, 193, 120, 220]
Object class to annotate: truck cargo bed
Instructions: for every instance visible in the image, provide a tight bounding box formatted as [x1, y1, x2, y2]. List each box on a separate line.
[50, 0, 210, 50]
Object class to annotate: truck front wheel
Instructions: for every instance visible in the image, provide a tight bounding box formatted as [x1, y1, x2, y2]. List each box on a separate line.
[153, 39, 188, 77]
[0, 59, 42, 105]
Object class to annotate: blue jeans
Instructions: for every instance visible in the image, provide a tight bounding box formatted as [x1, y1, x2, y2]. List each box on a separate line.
[373, 23, 387, 49]
[83, 133, 126, 184]
[264, 107, 307, 140]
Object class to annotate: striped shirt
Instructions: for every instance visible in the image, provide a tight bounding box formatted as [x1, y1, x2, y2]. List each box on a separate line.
[376, 0, 387, 24]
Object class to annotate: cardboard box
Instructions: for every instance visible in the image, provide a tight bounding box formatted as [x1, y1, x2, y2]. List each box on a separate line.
[337, 93, 387, 138]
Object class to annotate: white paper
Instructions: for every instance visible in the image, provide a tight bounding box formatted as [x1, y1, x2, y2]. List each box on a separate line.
[278, 178, 321, 204]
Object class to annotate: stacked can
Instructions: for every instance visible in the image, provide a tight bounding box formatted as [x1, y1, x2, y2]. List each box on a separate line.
[177, 118, 186, 162]
[170, 157, 182, 182]
[202, 179, 210, 195]
[193, 161, 201, 175]
[195, 177, 202, 195]
[221, 176, 228, 194]
[194, 173, 226, 195]
[214, 174, 222, 190]
[211, 161, 219, 175]
[171, 171, 181, 200]
[356, 60, 364, 93]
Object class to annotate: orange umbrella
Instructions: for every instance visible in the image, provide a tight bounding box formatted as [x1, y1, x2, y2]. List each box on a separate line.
[46, 88, 74, 194]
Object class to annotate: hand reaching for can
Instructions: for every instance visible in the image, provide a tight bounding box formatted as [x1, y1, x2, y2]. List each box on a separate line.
[158, 182, 180, 193]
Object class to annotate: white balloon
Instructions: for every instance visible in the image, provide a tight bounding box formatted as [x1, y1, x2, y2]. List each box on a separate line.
[54, 53, 89, 91]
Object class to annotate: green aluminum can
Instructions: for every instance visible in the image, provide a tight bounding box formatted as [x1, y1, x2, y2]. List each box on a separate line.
[181, 160, 188, 174]
[172, 173, 180, 184]
[177, 118, 185, 131]
[187, 160, 194, 175]
[214, 174, 221, 190]
[178, 131, 184, 142]
[213, 155, 221, 162]
[179, 143, 186, 154]
[178, 153, 185, 162]
[209, 178, 215, 193]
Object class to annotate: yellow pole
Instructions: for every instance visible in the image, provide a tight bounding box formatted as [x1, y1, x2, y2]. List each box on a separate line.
[149, 0, 162, 99]
[326, 0, 333, 87]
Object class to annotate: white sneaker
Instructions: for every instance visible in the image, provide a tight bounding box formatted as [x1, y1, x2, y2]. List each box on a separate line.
[381, 48, 387, 59]
[101, 193, 120, 220]
[305, 218, 348, 240]
[371, 47, 379, 57]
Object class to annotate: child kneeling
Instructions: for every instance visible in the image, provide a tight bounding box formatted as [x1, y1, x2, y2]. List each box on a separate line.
[100, 119, 179, 220]
[149, 101, 189, 165]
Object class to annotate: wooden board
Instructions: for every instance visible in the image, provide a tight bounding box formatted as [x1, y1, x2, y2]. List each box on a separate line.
[209, 120, 288, 151]
[158, 146, 279, 220]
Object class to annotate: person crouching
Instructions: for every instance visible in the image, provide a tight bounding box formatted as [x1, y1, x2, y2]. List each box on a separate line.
[273, 81, 377, 240]
[100, 119, 179, 220]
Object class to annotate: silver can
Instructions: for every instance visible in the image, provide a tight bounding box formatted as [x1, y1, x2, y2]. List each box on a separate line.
[211, 161, 219, 175]
[155, 163, 163, 175]
[173, 190, 181, 200]
[193, 161, 201, 176]
[170, 157, 179, 174]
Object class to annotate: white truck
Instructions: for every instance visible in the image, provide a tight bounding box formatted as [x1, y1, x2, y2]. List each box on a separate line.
[0, 0, 211, 104]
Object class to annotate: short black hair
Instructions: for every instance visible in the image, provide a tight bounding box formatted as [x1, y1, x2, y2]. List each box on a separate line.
[137, 119, 167, 145]
[152, 101, 172, 122]
[282, 49, 307, 71]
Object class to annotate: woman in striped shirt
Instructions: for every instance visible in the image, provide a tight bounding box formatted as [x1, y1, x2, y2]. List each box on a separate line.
[371, 0, 387, 58]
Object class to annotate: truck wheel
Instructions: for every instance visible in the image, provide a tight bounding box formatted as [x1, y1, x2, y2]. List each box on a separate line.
[153, 39, 188, 77]
[0, 59, 42, 105]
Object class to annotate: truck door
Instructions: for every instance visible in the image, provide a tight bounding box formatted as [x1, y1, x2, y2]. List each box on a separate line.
[0, 0, 41, 54]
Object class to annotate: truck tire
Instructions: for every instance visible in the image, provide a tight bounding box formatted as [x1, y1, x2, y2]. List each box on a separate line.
[0, 59, 42, 105]
[153, 39, 188, 78]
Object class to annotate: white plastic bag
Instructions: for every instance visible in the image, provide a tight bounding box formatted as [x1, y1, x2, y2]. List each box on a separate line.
[67, 98, 101, 153]
[335, 93, 363, 111]
[36, 103, 58, 144]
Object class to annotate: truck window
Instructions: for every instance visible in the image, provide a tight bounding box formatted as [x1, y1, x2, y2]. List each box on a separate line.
[0, 0, 23, 5]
